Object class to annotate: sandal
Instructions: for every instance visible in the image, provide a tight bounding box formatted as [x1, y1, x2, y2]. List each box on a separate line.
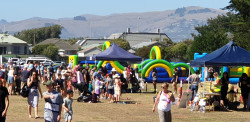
[35, 116, 40, 119]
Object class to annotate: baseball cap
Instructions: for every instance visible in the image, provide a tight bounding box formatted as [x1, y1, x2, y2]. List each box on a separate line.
[43, 80, 55, 86]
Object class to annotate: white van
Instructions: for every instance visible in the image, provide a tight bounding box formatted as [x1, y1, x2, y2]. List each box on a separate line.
[25, 57, 54, 66]
[8, 57, 21, 64]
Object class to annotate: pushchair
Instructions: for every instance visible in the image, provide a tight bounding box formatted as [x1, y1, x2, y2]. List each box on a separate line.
[130, 77, 140, 93]
[72, 83, 92, 102]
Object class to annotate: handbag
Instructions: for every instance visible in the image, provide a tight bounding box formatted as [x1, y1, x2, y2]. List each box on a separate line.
[20, 83, 30, 98]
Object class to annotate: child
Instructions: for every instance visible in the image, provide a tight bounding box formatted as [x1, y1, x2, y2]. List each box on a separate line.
[114, 74, 122, 101]
[106, 74, 114, 103]
[67, 79, 73, 90]
[95, 77, 102, 101]
[55, 74, 65, 96]
[63, 89, 73, 122]
[89, 80, 93, 94]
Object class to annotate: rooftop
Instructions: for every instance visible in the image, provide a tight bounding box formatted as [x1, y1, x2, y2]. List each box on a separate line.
[38, 38, 79, 50]
[0, 34, 27, 44]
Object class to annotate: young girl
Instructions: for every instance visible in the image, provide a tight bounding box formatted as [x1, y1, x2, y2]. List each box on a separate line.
[7, 66, 14, 95]
[67, 79, 73, 90]
[95, 77, 102, 101]
[114, 74, 122, 101]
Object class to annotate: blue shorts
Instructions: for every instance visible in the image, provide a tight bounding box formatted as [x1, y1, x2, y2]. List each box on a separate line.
[7, 76, 14, 84]
[107, 89, 114, 95]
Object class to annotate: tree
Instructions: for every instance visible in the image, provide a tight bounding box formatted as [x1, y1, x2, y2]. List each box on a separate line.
[109, 38, 130, 50]
[224, 0, 250, 19]
[14, 25, 63, 45]
[32, 44, 59, 60]
[162, 38, 175, 46]
[135, 46, 151, 59]
[42, 45, 59, 60]
[163, 42, 188, 61]
[32, 44, 51, 55]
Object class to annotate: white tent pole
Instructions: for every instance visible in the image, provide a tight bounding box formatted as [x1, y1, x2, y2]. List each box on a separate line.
[203, 64, 205, 98]
[188, 66, 190, 92]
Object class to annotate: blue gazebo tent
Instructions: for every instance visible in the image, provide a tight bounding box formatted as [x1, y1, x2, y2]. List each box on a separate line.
[93, 43, 142, 62]
[190, 41, 250, 67]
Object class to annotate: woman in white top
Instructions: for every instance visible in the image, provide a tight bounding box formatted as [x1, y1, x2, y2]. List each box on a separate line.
[152, 83, 175, 122]
[7, 66, 14, 95]
[123, 67, 127, 81]
[203, 67, 208, 81]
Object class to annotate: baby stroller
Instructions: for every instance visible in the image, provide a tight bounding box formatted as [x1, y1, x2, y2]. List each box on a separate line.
[130, 77, 140, 93]
[73, 83, 92, 102]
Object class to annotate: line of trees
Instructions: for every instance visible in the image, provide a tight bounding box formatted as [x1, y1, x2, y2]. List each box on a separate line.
[14, 25, 63, 45]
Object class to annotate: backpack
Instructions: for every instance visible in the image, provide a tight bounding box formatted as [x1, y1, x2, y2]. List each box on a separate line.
[92, 93, 97, 103]
[20, 83, 30, 98]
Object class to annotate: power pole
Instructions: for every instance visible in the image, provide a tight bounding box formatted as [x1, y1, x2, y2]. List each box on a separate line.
[33, 33, 36, 46]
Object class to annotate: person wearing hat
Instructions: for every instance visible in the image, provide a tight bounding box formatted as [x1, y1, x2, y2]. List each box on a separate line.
[43, 80, 63, 122]
[63, 89, 73, 122]
[114, 74, 122, 101]
[111, 68, 117, 78]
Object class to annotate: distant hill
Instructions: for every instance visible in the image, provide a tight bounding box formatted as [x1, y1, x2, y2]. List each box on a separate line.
[0, 6, 227, 42]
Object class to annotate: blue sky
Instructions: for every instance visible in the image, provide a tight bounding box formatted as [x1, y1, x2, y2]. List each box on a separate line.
[1, 0, 230, 22]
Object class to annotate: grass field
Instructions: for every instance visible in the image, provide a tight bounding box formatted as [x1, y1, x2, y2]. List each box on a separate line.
[5, 83, 250, 122]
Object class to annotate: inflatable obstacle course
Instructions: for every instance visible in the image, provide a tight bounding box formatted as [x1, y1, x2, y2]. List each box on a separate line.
[137, 46, 194, 83]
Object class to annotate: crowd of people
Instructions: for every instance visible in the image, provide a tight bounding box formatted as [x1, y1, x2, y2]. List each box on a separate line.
[0, 61, 143, 122]
[1, 60, 250, 122]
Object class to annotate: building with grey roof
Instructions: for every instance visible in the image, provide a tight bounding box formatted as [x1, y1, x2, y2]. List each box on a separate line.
[109, 28, 170, 47]
[37, 38, 80, 56]
[76, 38, 110, 46]
[132, 41, 166, 49]
[0, 34, 29, 55]
[78, 46, 101, 57]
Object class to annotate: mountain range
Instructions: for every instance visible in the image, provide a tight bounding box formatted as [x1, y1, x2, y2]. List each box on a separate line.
[0, 6, 227, 42]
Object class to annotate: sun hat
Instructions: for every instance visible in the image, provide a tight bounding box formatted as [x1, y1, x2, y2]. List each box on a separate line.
[111, 68, 117, 72]
[113, 74, 120, 78]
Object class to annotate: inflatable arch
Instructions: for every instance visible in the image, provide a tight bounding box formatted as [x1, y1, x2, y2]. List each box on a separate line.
[150, 46, 161, 59]
[142, 59, 174, 77]
[173, 63, 195, 74]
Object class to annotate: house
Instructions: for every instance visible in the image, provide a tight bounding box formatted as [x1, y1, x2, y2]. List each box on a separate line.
[37, 38, 79, 56]
[76, 38, 110, 46]
[108, 28, 171, 47]
[77, 46, 101, 57]
[132, 41, 167, 49]
[0, 34, 29, 55]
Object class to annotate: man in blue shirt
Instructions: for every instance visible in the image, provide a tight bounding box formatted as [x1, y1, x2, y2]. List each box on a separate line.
[21, 66, 30, 88]
[43, 80, 63, 122]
